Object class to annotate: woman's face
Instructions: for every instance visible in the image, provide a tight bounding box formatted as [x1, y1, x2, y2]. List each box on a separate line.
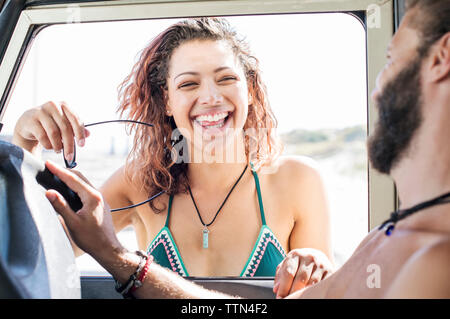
[165, 39, 250, 162]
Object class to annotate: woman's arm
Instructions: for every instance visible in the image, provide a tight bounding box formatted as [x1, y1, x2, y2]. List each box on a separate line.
[59, 166, 137, 257]
[99, 165, 139, 234]
[272, 156, 334, 298]
[287, 157, 333, 260]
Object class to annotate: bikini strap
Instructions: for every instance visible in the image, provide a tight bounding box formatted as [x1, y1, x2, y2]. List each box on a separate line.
[166, 166, 266, 227]
[165, 194, 173, 227]
[250, 162, 267, 226]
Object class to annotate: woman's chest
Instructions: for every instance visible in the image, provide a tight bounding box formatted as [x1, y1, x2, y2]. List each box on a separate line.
[132, 179, 294, 276]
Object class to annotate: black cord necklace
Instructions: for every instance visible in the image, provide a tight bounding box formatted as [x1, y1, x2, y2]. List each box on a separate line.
[378, 191, 450, 236]
[187, 164, 248, 249]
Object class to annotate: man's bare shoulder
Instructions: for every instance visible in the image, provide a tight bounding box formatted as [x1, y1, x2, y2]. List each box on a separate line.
[384, 238, 450, 298]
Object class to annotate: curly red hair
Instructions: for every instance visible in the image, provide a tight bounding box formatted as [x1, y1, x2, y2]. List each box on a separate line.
[117, 17, 282, 213]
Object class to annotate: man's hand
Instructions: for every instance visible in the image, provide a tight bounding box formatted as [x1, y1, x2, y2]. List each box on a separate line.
[44, 160, 125, 262]
[273, 248, 334, 298]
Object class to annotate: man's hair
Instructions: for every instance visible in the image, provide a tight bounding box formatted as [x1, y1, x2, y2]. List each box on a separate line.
[405, 0, 450, 57]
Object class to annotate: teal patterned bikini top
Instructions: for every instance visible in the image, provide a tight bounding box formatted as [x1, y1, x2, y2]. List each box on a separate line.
[146, 166, 287, 277]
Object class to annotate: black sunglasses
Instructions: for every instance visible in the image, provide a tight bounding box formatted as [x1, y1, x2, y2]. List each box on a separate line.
[63, 119, 154, 169]
[62, 119, 165, 212]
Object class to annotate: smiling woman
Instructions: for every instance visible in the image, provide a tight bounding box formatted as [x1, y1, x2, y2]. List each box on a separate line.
[117, 19, 280, 214]
[0, 8, 371, 299]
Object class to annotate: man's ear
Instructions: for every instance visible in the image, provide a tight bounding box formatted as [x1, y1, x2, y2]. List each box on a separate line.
[426, 32, 450, 83]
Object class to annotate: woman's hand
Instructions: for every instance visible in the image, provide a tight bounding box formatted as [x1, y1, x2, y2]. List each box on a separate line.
[12, 101, 89, 161]
[44, 160, 124, 262]
[273, 248, 334, 298]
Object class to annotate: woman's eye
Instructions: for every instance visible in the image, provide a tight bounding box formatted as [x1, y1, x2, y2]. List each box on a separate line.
[218, 76, 237, 83]
[178, 82, 197, 89]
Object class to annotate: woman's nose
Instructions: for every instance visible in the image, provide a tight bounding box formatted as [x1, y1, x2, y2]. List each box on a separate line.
[198, 82, 223, 106]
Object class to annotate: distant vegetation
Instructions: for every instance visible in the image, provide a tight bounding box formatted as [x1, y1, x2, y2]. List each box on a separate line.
[281, 125, 366, 145]
[281, 125, 367, 161]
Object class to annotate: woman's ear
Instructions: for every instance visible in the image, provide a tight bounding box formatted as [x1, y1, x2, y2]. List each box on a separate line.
[165, 102, 173, 116]
[163, 88, 172, 116]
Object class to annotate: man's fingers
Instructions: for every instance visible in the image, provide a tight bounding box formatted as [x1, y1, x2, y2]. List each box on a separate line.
[45, 160, 93, 200]
[71, 170, 94, 187]
[46, 189, 77, 225]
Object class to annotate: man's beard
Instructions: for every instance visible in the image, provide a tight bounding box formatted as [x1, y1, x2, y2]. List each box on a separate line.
[367, 56, 424, 175]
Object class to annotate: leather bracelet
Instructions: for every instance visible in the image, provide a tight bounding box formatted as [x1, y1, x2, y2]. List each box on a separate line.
[129, 254, 154, 295]
[114, 250, 148, 296]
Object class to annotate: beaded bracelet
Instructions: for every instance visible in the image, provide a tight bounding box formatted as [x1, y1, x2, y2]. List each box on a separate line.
[114, 250, 149, 298]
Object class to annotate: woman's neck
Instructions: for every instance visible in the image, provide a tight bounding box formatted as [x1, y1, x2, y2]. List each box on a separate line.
[186, 161, 249, 193]
[186, 131, 249, 191]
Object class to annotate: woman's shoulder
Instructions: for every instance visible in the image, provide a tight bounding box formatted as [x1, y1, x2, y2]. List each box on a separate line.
[100, 165, 129, 193]
[102, 164, 170, 219]
[101, 165, 147, 207]
[261, 155, 323, 187]
[105, 164, 169, 205]
[257, 155, 328, 225]
[256, 155, 325, 209]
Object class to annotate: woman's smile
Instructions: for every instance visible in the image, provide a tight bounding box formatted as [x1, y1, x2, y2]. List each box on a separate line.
[192, 110, 234, 133]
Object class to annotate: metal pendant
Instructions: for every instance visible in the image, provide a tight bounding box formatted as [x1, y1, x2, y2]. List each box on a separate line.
[202, 227, 209, 249]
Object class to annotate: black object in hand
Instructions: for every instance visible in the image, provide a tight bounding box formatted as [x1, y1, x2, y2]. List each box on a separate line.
[36, 166, 83, 212]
